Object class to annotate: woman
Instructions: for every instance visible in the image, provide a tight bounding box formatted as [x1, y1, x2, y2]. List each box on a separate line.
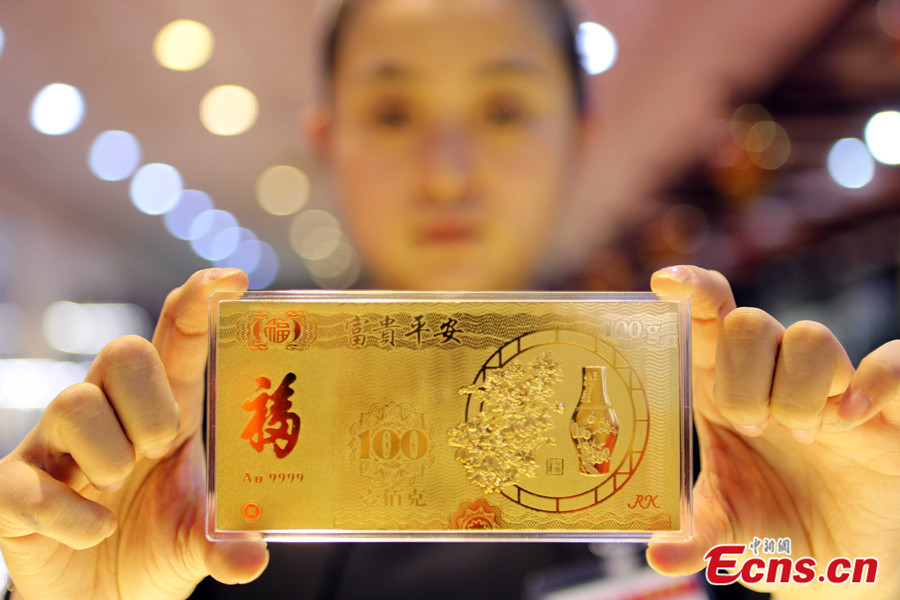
[0, 1, 898, 599]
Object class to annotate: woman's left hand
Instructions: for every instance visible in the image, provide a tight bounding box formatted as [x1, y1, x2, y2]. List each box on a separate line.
[647, 265, 900, 600]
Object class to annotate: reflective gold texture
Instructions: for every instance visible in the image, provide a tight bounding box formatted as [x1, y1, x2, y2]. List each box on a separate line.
[209, 293, 689, 541]
[448, 354, 564, 494]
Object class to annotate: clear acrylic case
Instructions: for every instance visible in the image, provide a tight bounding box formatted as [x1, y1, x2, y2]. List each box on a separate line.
[207, 290, 692, 543]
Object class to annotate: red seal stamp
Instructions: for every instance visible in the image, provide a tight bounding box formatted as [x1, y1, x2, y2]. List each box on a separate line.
[241, 501, 262, 522]
[448, 498, 503, 530]
[249, 310, 316, 350]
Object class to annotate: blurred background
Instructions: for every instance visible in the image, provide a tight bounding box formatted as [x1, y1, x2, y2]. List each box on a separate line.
[0, 0, 898, 519]
[1, 0, 899, 596]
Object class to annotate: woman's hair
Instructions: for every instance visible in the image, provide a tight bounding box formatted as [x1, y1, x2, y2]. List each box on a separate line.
[322, 0, 588, 116]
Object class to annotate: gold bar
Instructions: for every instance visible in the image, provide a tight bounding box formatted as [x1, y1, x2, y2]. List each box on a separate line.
[207, 291, 691, 542]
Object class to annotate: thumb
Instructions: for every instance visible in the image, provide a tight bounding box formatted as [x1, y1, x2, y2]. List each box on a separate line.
[650, 265, 736, 372]
[152, 268, 248, 446]
[203, 536, 270, 585]
[153, 268, 248, 391]
[646, 470, 731, 576]
[647, 265, 739, 575]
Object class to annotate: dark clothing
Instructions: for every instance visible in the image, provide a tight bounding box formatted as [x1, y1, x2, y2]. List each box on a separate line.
[191, 543, 770, 599]
[193, 543, 593, 599]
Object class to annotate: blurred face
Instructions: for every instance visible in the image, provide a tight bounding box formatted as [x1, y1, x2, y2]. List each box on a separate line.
[328, 0, 582, 290]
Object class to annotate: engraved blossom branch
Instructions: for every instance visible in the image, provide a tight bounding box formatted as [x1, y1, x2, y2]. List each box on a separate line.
[448, 354, 564, 494]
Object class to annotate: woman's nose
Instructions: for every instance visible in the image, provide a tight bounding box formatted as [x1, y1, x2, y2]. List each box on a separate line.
[419, 123, 474, 206]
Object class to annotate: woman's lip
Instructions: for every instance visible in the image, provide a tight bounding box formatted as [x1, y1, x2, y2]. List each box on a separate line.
[418, 223, 480, 244]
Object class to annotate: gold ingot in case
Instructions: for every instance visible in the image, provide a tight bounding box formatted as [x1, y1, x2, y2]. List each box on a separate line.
[207, 291, 692, 542]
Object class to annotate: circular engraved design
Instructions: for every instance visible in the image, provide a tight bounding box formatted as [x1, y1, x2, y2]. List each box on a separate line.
[463, 329, 650, 513]
[247, 310, 317, 351]
[241, 500, 262, 522]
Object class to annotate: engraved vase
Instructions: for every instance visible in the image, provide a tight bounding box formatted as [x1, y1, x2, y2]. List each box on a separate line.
[570, 366, 618, 475]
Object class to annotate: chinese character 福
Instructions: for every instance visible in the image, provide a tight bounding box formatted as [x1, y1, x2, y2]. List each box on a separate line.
[241, 373, 302, 459]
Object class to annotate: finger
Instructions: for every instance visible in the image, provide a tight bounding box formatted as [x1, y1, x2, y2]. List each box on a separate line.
[838, 339, 900, 429]
[713, 307, 784, 436]
[172, 434, 269, 586]
[153, 268, 247, 389]
[85, 336, 179, 459]
[770, 321, 852, 442]
[650, 265, 736, 371]
[203, 537, 269, 585]
[36, 382, 136, 490]
[0, 456, 116, 550]
[152, 269, 248, 440]
[646, 470, 730, 576]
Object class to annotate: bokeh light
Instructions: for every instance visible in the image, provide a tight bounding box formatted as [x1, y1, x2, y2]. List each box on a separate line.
[745, 121, 791, 170]
[130, 163, 183, 215]
[256, 165, 311, 215]
[247, 242, 279, 289]
[0, 359, 90, 410]
[704, 105, 794, 201]
[30, 83, 85, 135]
[88, 130, 142, 181]
[153, 19, 214, 71]
[0, 25, 5, 58]
[306, 240, 362, 289]
[299, 227, 343, 261]
[827, 138, 875, 189]
[311, 261, 361, 290]
[864, 110, 900, 165]
[200, 85, 258, 136]
[214, 229, 261, 272]
[189, 209, 240, 260]
[577, 22, 618, 75]
[732, 103, 772, 125]
[164, 189, 214, 240]
[42, 302, 151, 355]
[876, 0, 900, 39]
[304, 238, 357, 279]
[289, 209, 341, 257]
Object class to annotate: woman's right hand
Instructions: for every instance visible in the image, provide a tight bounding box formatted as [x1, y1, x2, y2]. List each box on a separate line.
[0, 269, 269, 600]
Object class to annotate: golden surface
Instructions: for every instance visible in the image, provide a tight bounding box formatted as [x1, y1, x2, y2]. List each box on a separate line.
[208, 293, 689, 540]
[448, 354, 564, 494]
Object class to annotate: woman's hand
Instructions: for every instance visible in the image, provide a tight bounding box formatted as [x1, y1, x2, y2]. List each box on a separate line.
[0, 269, 269, 600]
[647, 265, 900, 600]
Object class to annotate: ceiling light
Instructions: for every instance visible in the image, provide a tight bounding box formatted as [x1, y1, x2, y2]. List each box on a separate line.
[153, 19, 214, 71]
[30, 83, 85, 135]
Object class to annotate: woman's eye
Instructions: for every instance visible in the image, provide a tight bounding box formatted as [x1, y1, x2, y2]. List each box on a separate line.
[374, 105, 412, 129]
[483, 103, 527, 127]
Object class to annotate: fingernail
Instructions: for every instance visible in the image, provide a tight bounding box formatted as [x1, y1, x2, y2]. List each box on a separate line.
[790, 429, 816, 444]
[836, 389, 872, 430]
[659, 266, 693, 283]
[734, 423, 765, 437]
[209, 268, 241, 280]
